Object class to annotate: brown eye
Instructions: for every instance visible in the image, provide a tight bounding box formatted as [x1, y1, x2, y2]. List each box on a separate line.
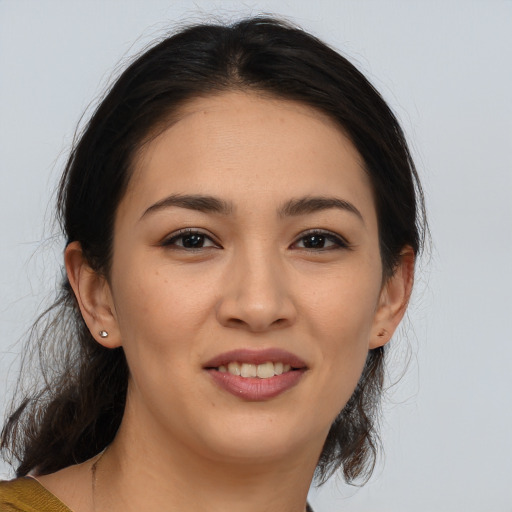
[181, 233, 206, 248]
[292, 230, 349, 251]
[162, 230, 219, 250]
[301, 234, 328, 249]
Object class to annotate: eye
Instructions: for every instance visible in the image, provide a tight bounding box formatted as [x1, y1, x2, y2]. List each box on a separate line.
[291, 230, 350, 251]
[161, 229, 220, 250]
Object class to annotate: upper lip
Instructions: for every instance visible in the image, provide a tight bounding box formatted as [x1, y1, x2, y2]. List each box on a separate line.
[203, 348, 307, 369]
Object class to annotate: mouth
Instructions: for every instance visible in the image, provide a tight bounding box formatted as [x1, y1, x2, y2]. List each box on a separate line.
[203, 349, 308, 401]
[209, 361, 297, 378]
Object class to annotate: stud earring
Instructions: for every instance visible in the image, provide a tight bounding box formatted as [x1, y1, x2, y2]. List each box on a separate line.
[99, 330, 109, 338]
[377, 329, 387, 338]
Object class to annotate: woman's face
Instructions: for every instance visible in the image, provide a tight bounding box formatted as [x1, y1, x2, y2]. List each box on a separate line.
[104, 92, 393, 464]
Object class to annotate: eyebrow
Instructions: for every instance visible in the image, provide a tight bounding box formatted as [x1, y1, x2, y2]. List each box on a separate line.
[141, 194, 234, 219]
[141, 193, 363, 223]
[278, 196, 364, 223]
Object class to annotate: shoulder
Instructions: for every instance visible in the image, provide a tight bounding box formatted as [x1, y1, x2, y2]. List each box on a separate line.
[0, 477, 72, 512]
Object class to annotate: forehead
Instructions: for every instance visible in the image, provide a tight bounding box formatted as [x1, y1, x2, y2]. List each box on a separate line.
[121, 91, 375, 223]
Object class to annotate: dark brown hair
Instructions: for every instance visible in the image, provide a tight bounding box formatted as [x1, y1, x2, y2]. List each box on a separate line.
[1, 15, 426, 485]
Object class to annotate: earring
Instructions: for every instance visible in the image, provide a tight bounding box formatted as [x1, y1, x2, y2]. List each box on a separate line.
[99, 330, 109, 338]
[377, 329, 387, 338]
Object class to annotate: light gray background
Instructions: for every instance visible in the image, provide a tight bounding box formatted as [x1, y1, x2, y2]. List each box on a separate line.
[1, 1, 511, 511]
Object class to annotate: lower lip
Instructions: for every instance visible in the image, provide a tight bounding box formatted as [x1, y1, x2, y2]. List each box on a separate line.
[206, 369, 306, 401]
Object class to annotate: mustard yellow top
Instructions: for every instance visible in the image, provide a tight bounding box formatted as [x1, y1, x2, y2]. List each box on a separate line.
[0, 476, 315, 511]
[0, 477, 72, 512]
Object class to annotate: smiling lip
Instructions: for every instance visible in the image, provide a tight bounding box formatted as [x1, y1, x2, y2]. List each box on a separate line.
[203, 348, 307, 369]
[203, 348, 307, 401]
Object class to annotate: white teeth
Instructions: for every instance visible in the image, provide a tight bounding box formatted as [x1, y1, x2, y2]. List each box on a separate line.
[256, 361, 274, 379]
[218, 361, 296, 379]
[227, 362, 241, 376]
[240, 363, 257, 377]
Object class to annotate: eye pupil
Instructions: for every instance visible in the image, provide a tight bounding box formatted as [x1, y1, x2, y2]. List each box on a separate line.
[182, 234, 204, 248]
[303, 235, 325, 248]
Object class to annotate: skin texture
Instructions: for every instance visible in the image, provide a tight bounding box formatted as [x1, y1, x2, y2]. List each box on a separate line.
[39, 92, 414, 512]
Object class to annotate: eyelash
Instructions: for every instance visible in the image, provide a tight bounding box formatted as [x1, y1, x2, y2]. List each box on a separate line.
[161, 228, 220, 250]
[160, 228, 350, 252]
[291, 229, 351, 252]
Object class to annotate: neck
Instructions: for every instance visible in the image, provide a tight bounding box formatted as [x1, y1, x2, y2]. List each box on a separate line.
[93, 398, 322, 512]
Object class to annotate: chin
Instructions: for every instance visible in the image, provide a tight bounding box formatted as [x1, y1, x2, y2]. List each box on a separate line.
[191, 410, 326, 465]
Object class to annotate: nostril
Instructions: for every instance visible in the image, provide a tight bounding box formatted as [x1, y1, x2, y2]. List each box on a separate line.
[225, 318, 250, 329]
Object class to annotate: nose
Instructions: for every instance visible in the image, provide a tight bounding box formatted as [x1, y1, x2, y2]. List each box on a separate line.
[216, 248, 297, 333]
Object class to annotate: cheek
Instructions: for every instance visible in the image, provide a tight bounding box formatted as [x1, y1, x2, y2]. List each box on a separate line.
[303, 260, 381, 343]
[113, 255, 212, 327]
[300, 262, 382, 413]
[109, 255, 222, 377]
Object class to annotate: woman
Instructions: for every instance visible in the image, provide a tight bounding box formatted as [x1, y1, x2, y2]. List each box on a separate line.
[0, 16, 425, 512]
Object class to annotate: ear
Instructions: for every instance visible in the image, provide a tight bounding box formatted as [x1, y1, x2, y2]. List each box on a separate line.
[370, 247, 415, 349]
[65, 241, 121, 348]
